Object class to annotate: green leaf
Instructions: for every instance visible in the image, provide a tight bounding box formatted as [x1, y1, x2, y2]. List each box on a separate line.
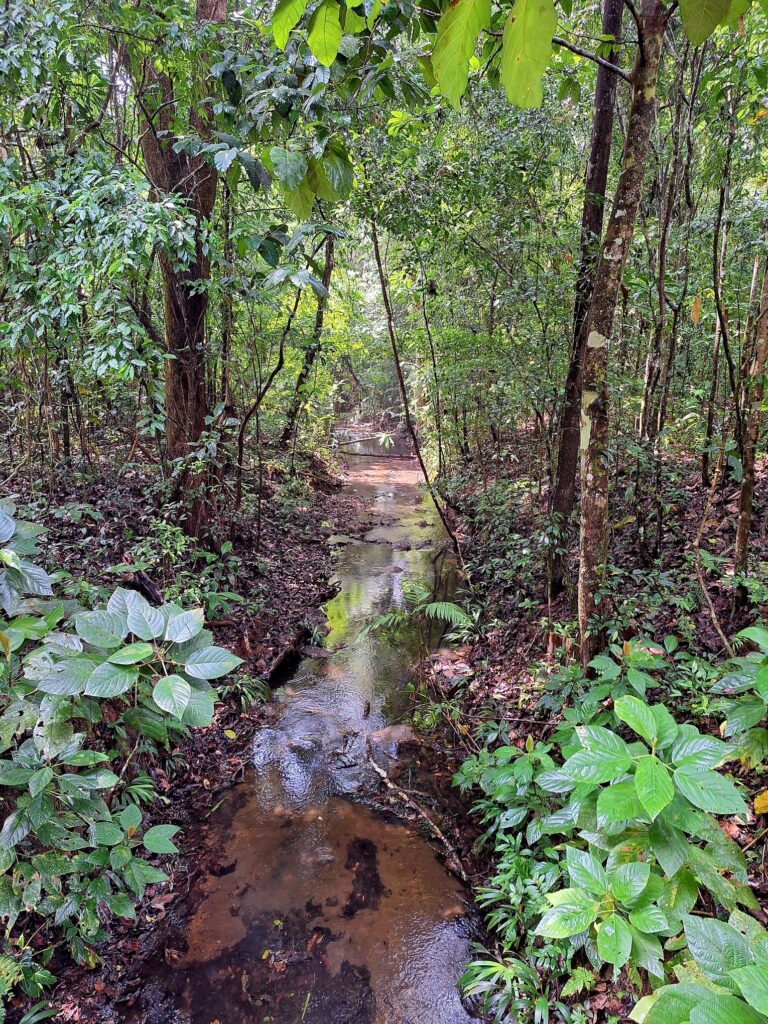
[431, 0, 491, 109]
[635, 755, 674, 820]
[284, 175, 316, 219]
[84, 662, 138, 698]
[142, 824, 180, 854]
[108, 642, 154, 665]
[615, 695, 658, 746]
[730, 965, 768, 1014]
[272, 0, 309, 46]
[535, 887, 599, 938]
[690, 994, 766, 1024]
[673, 766, 749, 816]
[107, 892, 136, 920]
[683, 914, 754, 990]
[322, 140, 353, 197]
[90, 821, 124, 847]
[119, 804, 142, 832]
[597, 779, 645, 823]
[121, 592, 164, 641]
[500, 0, 557, 108]
[628, 904, 669, 934]
[610, 861, 650, 905]
[75, 610, 127, 649]
[36, 658, 93, 695]
[565, 845, 607, 895]
[671, 725, 730, 769]
[181, 688, 216, 727]
[563, 726, 632, 783]
[649, 817, 688, 877]
[164, 609, 204, 645]
[642, 984, 723, 1024]
[184, 646, 242, 680]
[680, 0, 730, 44]
[597, 912, 632, 967]
[153, 675, 192, 718]
[270, 146, 309, 191]
[307, 0, 343, 66]
[28, 766, 53, 797]
[651, 704, 679, 749]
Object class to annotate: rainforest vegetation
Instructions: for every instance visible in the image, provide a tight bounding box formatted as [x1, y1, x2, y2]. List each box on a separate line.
[1, 0, 768, 1019]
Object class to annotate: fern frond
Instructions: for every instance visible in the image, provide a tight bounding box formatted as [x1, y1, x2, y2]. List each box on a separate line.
[422, 601, 472, 626]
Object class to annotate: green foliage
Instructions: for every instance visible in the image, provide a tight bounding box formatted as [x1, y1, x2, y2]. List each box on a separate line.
[0, 510, 243, 1013]
[458, 641, 763, 1020]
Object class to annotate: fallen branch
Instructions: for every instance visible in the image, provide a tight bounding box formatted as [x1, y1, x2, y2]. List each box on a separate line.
[366, 743, 469, 883]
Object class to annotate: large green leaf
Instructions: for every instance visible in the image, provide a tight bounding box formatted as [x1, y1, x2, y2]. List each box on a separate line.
[142, 824, 180, 854]
[272, 0, 309, 46]
[731, 965, 768, 1014]
[683, 915, 753, 990]
[635, 755, 674, 820]
[610, 861, 650, 905]
[84, 662, 138, 699]
[565, 845, 607, 895]
[615, 696, 658, 746]
[181, 688, 216, 727]
[36, 658, 93, 695]
[597, 779, 645, 823]
[75, 611, 127, 649]
[322, 140, 354, 197]
[597, 912, 632, 967]
[680, 0, 730, 43]
[642, 984, 726, 1024]
[500, 0, 556, 108]
[108, 642, 154, 665]
[184, 646, 242, 680]
[562, 726, 632, 783]
[110, 590, 164, 641]
[164, 609, 204, 645]
[307, 0, 342, 66]
[270, 146, 309, 191]
[673, 766, 749, 816]
[153, 675, 192, 718]
[689, 993, 765, 1024]
[535, 887, 599, 938]
[671, 725, 730, 769]
[432, 0, 491, 109]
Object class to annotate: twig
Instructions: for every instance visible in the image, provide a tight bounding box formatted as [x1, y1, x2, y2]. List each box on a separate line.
[693, 433, 735, 658]
[366, 743, 469, 883]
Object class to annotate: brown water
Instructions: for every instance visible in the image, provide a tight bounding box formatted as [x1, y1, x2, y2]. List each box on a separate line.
[127, 444, 477, 1024]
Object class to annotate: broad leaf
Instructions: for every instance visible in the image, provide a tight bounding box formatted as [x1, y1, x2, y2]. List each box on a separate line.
[84, 662, 138, 699]
[680, 0, 730, 43]
[153, 675, 192, 718]
[597, 912, 632, 967]
[500, 0, 557, 108]
[165, 609, 204, 645]
[272, 0, 309, 46]
[635, 755, 674, 820]
[270, 146, 309, 191]
[184, 646, 242, 680]
[674, 766, 749, 816]
[143, 824, 180, 854]
[432, 0, 491, 109]
[615, 695, 658, 746]
[307, 0, 342, 66]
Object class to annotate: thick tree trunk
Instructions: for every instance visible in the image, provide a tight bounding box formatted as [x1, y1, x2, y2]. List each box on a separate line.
[281, 236, 335, 447]
[549, 0, 623, 598]
[734, 260, 768, 607]
[577, 0, 667, 668]
[131, 0, 227, 535]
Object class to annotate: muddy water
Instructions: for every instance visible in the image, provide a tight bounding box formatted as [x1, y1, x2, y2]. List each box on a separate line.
[129, 444, 477, 1024]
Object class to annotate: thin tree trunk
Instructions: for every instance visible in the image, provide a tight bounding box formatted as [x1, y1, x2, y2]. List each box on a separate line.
[281, 236, 335, 447]
[549, 0, 623, 598]
[577, 0, 668, 668]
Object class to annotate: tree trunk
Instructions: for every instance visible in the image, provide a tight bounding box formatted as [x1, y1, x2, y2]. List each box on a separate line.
[734, 260, 768, 607]
[130, 0, 227, 536]
[549, 0, 623, 598]
[577, 0, 667, 668]
[281, 236, 335, 447]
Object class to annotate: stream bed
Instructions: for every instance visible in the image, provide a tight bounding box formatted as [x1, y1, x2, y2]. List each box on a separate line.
[127, 443, 477, 1024]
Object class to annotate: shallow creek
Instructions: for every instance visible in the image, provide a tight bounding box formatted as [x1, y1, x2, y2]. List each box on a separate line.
[128, 443, 477, 1024]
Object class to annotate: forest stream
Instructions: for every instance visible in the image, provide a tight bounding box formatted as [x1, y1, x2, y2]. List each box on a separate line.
[125, 439, 477, 1024]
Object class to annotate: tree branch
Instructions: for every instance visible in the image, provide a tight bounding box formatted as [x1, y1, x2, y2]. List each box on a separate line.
[552, 37, 631, 82]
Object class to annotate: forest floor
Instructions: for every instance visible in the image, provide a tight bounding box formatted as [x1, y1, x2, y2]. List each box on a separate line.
[12, 453, 373, 1022]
